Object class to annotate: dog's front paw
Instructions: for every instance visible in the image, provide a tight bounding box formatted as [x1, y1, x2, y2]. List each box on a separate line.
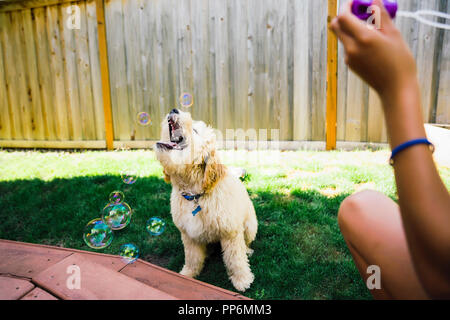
[180, 266, 197, 278]
[231, 272, 254, 292]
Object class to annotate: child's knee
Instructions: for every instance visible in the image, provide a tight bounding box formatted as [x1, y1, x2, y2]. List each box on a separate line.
[338, 190, 382, 231]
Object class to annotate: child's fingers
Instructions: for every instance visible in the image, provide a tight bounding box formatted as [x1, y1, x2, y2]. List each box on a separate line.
[330, 17, 357, 57]
[337, 3, 371, 42]
[330, 18, 351, 45]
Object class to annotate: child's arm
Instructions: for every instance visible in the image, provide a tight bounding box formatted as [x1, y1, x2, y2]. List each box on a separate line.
[331, 0, 450, 298]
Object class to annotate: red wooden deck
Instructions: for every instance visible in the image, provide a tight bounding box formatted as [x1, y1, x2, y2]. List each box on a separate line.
[0, 239, 250, 300]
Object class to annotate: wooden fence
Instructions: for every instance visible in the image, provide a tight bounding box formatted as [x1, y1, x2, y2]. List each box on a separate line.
[0, 0, 105, 148]
[0, 0, 448, 149]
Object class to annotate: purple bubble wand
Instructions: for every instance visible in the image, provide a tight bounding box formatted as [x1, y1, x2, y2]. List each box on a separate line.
[351, 0, 398, 20]
[351, 0, 450, 30]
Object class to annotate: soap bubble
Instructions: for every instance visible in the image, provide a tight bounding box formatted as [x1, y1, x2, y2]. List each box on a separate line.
[137, 112, 151, 126]
[83, 218, 114, 249]
[109, 190, 125, 204]
[146, 217, 166, 236]
[102, 202, 132, 230]
[179, 92, 193, 108]
[119, 243, 139, 264]
[121, 170, 138, 185]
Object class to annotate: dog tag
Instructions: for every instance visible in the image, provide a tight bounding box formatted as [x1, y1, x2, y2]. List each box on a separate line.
[192, 205, 202, 216]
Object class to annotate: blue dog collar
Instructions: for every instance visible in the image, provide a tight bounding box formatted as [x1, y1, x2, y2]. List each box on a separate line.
[182, 193, 202, 201]
[181, 192, 204, 216]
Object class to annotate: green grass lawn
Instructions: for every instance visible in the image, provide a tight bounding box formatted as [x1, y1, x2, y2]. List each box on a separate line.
[0, 149, 448, 300]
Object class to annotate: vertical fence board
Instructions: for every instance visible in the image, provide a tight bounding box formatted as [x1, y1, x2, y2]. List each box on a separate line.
[105, 0, 130, 140]
[191, 0, 212, 129]
[416, 0, 440, 122]
[213, 0, 231, 134]
[137, 0, 155, 139]
[46, 5, 70, 140]
[12, 11, 33, 140]
[86, 0, 104, 140]
[310, 0, 327, 141]
[292, 0, 309, 140]
[252, 0, 269, 137]
[21, 9, 45, 140]
[0, 13, 12, 140]
[33, 7, 56, 140]
[336, 0, 349, 141]
[2, 12, 23, 140]
[367, 88, 387, 143]
[286, 0, 295, 141]
[75, 1, 97, 140]
[145, 0, 162, 139]
[279, 0, 290, 140]
[177, 0, 194, 109]
[154, 0, 171, 129]
[270, 0, 289, 140]
[61, 2, 83, 140]
[396, 0, 419, 56]
[345, 71, 368, 142]
[158, 0, 177, 122]
[228, 0, 248, 132]
[246, 0, 256, 132]
[123, 0, 144, 140]
[78, 3, 97, 140]
[265, 0, 275, 138]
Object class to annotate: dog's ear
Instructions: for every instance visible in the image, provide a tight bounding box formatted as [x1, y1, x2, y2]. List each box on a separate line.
[202, 150, 225, 193]
[163, 169, 171, 184]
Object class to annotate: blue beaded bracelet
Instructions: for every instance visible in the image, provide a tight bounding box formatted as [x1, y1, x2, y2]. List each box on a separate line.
[389, 138, 434, 166]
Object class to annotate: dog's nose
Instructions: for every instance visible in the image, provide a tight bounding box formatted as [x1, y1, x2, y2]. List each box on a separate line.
[170, 108, 179, 114]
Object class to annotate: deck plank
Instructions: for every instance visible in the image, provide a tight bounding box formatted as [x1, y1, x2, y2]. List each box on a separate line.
[32, 253, 178, 300]
[0, 276, 35, 300]
[0, 239, 128, 272]
[20, 287, 59, 300]
[72, 252, 125, 272]
[120, 260, 249, 300]
[0, 241, 73, 278]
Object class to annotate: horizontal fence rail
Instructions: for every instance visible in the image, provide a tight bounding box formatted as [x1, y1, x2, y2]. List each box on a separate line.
[0, 0, 448, 149]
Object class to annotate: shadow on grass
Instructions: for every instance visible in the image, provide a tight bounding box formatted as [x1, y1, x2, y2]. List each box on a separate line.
[0, 175, 371, 300]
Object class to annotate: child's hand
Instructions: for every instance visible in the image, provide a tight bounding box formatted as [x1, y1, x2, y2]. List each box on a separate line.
[330, 0, 417, 101]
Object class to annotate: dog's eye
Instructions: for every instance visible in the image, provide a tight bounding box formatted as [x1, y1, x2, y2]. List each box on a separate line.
[193, 128, 198, 135]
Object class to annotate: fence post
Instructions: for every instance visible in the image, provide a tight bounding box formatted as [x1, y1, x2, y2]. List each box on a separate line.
[326, 0, 338, 150]
[95, 0, 114, 150]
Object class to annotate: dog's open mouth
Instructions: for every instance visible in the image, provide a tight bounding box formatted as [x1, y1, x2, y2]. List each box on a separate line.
[156, 115, 186, 151]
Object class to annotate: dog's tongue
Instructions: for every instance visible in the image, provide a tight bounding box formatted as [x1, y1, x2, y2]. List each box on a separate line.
[156, 141, 178, 149]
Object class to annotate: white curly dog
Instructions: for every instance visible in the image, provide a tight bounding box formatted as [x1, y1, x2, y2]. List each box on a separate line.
[155, 108, 257, 292]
